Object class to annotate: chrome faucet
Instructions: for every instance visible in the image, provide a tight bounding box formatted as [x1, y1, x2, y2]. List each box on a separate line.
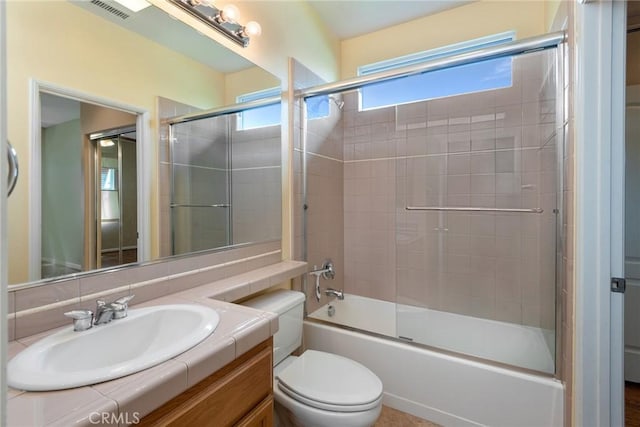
[94, 300, 115, 325]
[65, 295, 135, 331]
[324, 288, 344, 300]
[94, 295, 135, 325]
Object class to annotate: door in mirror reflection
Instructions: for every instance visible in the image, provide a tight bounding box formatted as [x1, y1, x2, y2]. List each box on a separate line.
[39, 91, 140, 281]
[95, 132, 137, 269]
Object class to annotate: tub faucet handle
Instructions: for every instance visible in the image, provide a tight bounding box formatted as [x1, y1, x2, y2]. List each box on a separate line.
[309, 259, 336, 302]
[309, 259, 335, 280]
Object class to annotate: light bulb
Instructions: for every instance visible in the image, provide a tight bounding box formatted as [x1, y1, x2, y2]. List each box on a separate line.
[244, 21, 262, 37]
[220, 4, 240, 22]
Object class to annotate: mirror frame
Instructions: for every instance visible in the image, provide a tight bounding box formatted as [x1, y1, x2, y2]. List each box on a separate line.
[24, 79, 151, 286]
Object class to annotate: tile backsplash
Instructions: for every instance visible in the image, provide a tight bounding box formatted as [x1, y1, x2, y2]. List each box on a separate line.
[8, 240, 282, 340]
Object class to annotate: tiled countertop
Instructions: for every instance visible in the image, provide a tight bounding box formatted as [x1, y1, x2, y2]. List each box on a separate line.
[7, 260, 307, 427]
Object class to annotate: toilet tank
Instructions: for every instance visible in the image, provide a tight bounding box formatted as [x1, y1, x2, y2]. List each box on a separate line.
[242, 290, 306, 366]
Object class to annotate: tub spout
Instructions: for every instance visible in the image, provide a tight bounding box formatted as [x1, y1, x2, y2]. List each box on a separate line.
[325, 288, 344, 300]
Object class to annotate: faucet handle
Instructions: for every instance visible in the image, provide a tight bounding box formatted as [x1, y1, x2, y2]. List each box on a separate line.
[111, 295, 135, 319]
[64, 310, 94, 332]
[114, 295, 134, 305]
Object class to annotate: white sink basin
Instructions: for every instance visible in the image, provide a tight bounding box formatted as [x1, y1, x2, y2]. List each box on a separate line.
[8, 304, 219, 391]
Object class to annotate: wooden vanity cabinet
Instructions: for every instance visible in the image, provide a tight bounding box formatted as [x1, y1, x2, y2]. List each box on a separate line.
[140, 338, 273, 427]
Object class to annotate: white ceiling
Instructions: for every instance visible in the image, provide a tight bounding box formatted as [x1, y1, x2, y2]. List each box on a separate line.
[307, 0, 472, 39]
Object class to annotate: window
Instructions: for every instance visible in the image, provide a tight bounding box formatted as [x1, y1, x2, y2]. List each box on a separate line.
[358, 32, 515, 111]
[101, 167, 117, 191]
[236, 87, 282, 130]
[305, 95, 330, 118]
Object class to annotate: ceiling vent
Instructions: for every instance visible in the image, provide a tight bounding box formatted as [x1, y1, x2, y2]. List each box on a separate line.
[89, 0, 130, 20]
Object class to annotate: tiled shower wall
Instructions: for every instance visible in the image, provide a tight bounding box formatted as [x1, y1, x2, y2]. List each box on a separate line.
[290, 59, 344, 315]
[231, 122, 282, 245]
[302, 49, 561, 330]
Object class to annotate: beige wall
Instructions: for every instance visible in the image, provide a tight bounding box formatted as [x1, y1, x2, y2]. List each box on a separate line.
[7, 1, 225, 284]
[545, 0, 564, 32]
[340, 0, 547, 79]
[225, 67, 281, 105]
[80, 105, 137, 137]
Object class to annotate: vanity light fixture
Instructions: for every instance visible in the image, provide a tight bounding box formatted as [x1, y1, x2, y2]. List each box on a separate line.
[169, 0, 261, 47]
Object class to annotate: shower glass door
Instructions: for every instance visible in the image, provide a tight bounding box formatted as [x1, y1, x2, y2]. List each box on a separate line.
[170, 115, 232, 255]
[395, 48, 562, 374]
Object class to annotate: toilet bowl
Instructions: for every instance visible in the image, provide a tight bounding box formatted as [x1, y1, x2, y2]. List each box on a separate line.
[242, 290, 383, 427]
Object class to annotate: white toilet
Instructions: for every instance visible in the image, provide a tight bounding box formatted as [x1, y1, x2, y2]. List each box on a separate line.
[243, 290, 383, 427]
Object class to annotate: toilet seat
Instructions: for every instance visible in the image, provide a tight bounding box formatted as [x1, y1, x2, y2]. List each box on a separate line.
[275, 350, 383, 413]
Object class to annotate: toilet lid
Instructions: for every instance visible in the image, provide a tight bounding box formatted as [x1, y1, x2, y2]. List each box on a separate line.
[276, 350, 383, 412]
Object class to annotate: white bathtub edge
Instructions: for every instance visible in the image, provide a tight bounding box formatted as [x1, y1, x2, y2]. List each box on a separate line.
[304, 320, 564, 427]
[383, 392, 482, 427]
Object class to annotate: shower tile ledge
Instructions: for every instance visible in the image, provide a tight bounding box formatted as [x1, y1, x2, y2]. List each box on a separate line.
[174, 259, 308, 302]
[4, 262, 304, 426]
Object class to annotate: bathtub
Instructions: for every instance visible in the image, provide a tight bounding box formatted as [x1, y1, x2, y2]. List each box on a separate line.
[305, 294, 564, 427]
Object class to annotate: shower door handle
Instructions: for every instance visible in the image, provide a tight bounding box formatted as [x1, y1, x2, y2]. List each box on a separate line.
[7, 142, 18, 197]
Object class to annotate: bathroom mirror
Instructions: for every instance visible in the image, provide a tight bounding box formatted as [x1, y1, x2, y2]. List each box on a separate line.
[7, 0, 281, 287]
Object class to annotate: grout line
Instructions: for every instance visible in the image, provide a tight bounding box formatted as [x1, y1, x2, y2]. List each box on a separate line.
[232, 166, 281, 171]
[296, 144, 554, 165]
[80, 284, 131, 302]
[170, 163, 228, 172]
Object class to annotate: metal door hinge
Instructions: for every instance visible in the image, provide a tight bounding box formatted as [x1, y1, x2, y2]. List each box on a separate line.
[611, 277, 626, 293]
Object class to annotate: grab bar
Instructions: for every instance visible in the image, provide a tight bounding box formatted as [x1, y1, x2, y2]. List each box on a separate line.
[406, 206, 543, 214]
[170, 203, 230, 208]
[7, 142, 18, 197]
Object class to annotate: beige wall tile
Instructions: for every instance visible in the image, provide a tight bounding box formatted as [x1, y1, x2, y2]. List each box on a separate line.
[15, 300, 81, 340]
[15, 281, 79, 313]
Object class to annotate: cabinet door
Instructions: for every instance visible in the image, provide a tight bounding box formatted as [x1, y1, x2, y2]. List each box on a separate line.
[140, 339, 273, 427]
[235, 395, 273, 427]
